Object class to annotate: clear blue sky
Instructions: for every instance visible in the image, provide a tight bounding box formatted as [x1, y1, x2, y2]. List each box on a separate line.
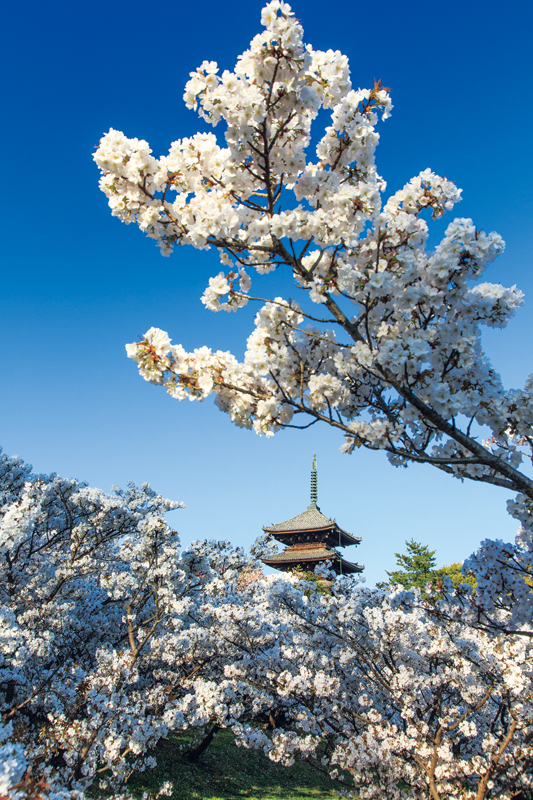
[2, 0, 532, 584]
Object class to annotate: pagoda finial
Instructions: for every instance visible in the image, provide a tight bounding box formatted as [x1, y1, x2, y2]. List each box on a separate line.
[309, 454, 318, 509]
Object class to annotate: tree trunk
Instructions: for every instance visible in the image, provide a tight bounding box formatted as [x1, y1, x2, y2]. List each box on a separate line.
[185, 724, 220, 762]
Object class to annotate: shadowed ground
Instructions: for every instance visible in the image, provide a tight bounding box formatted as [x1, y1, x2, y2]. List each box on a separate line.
[125, 729, 343, 800]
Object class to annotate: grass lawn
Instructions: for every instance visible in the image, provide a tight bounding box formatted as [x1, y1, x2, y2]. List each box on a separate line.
[126, 729, 344, 800]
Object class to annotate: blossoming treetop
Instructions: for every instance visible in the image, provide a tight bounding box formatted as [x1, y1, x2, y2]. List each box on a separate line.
[94, 1, 530, 510]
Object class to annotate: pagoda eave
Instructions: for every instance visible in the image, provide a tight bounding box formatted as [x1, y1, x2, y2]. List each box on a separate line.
[263, 524, 361, 547]
[262, 551, 363, 576]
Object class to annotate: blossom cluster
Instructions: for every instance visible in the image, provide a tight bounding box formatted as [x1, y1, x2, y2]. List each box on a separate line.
[94, 0, 390, 264]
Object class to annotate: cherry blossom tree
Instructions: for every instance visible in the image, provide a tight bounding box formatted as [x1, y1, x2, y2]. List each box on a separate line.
[0, 448, 267, 799]
[215, 570, 533, 800]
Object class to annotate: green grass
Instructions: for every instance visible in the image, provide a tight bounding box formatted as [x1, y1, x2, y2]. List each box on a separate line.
[127, 729, 344, 800]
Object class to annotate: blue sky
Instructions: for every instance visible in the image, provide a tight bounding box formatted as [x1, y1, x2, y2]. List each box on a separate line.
[2, 0, 532, 584]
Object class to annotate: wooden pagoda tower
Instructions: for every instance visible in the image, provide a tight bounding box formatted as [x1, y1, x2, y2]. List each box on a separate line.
[261, 456, 363, 577]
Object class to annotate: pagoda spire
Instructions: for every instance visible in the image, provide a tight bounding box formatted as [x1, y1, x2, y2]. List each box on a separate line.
[309, 454, 318, 510]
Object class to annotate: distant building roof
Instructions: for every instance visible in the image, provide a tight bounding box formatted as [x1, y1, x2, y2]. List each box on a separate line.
[263, 507, 361, 544]
[263, 545, 364, 575]
[265, 506, 333, 532]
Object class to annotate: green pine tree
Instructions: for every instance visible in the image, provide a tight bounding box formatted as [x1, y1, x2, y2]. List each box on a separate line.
[386, 540, 478, 592]
[386, 539, 438, 589]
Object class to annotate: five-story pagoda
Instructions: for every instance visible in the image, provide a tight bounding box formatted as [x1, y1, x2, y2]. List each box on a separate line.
[261, 456, 363, 577]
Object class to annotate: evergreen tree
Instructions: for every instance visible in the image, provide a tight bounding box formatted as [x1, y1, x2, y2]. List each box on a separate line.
[387, 541, 478, 590]
[386, 539, 438, 589]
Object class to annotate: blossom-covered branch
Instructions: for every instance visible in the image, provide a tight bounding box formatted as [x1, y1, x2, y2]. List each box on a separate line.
[94, 2, 529, 504]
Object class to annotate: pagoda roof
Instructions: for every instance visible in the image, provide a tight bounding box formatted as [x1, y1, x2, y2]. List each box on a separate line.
[263, 506, 361, 545]
[262, 545, 364, 575]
